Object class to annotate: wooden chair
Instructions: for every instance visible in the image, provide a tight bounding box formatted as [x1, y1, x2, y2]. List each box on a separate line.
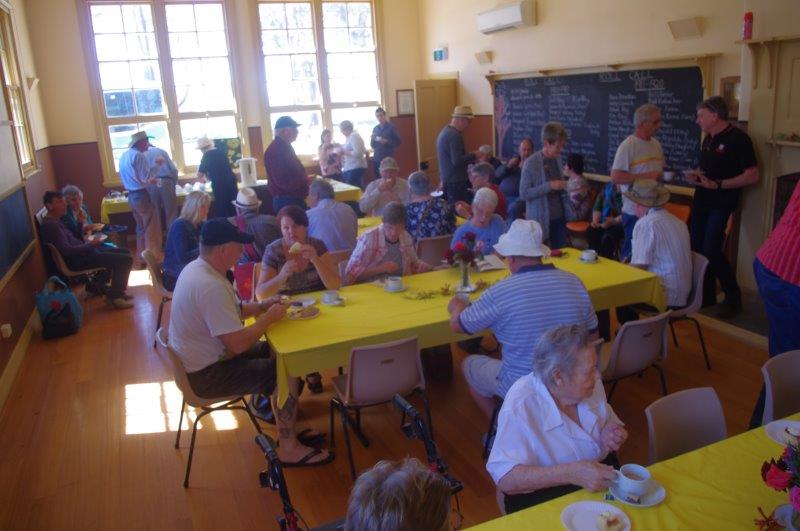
[761, 350, 800, 424]
[664, 202, 691, 224]
[142, 250, 173, 348]
[416, 235, 452, 266]
[329, 336, 432, 479]
[155, 328, 263, 487]
[600, 312, 670, 400]
[645, 387, 727, 463]
[668, 252, 711, 369]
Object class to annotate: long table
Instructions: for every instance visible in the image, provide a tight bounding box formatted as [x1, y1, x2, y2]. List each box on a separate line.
[99, 178, 362, 223]
[471, 414, 799, 529]
[357, 215, 467, 236]
[264, 249, 666, 406]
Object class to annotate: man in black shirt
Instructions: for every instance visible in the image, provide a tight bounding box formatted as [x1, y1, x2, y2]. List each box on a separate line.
[686, 96, 759, 318]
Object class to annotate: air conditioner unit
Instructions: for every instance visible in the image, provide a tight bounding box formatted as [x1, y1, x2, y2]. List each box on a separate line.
[477, 0, 535, 34]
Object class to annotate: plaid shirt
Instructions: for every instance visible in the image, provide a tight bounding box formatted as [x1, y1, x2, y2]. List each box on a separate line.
[345, 224, 432, 284]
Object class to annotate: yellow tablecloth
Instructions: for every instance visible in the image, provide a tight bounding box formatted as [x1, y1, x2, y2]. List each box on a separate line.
[471, 414, 799, 530]
[263, 249, 665, 406]
[99, 178, 361, 223]
[357, 215, 467, 236]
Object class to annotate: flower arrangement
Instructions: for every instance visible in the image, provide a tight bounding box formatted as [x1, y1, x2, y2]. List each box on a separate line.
[444, 232, 482, 291]
[761, 433, 800, 529]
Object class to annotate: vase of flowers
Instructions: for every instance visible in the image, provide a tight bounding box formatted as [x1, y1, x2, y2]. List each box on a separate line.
[761, 433, 800, 530]
[444, 231, 481, 293]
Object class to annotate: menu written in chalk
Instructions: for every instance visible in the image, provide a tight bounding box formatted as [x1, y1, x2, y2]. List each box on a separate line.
[494, 67, 703, 175]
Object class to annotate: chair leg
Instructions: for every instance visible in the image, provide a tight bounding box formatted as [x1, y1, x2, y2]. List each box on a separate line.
[669, 320, 679, 347]
[420, 390, 434, 442]
[175, 398, 186, 449]
[241, 398, 264, 435]
[184, 408, 210, 488]
[329, 399, 337, 448]
[653, 365, 668, 396]
[339, 404, 357, 480]
[607, 380, 619, 402]
[154, 299, 166, 348]
[350, 408, 370, 448]
[483, 404, 500, 460]
[689, 317, 711, 370]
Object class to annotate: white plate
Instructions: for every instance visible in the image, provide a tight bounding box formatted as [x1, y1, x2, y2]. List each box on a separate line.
[286, 306, 320, 321]
[88, 233, 108, 242]
[579, 257, 598, 264]
[384, 285, 407, 293]
[765, 420, 800, 445]
[609, 479, 666, 508]
[321, 297, 346, 306]
[291, 296, 316, 308]
[560, 501, 630, 531]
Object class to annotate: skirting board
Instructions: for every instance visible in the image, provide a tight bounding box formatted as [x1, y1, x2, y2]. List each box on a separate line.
[694, 313, 768, 351]
[0, 310, 38, 413]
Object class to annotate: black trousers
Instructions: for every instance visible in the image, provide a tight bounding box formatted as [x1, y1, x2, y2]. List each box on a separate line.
[689, 206, 740, 306]
[68, 247, 133, 298]
[586, 224, 624, 260]
[443, 181, 471, 206]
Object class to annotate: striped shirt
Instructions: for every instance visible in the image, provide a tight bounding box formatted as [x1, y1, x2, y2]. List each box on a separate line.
[611, 135, 665, 215]
[631, 208, 692, 307]
[757, 180, 800, 286]
[458, 264, 598, 397]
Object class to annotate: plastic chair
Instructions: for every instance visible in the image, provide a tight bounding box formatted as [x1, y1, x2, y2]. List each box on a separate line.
[664, 202, 691, 224]
[600, 312, 670, 400]
[327, 248, 353, 265]
[762, 350, 800, 424]
[329, 336, 432, 480]
[645, 387, 727, 463]
[142, 250, 173, 348]
[416, 235, 452, 266]
[43, 242, 104, 281]
[483, 398, 503, 459]
[566, 221, 590, 248]
[155, 328, 263, 487]
[668, 252, 711, 369]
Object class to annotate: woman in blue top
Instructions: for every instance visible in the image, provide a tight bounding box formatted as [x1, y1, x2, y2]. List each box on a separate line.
[162, 191, 211, 291]
[451, 187, 506, 254]
[62, 184, 103, 240]
[586, 182, 623, 259]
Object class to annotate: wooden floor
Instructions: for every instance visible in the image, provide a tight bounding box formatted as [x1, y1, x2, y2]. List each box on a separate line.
[0, 271, 769, 530]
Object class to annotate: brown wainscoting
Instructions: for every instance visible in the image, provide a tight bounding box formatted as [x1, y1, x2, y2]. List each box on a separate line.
[48, 142, 106, 222]
[392, 114, 418, 177]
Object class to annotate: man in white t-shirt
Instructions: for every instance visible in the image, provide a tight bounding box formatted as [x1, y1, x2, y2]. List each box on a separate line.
[610, 103, 665, 260]
[169, 218, 334, 467]
[340, 120, 368, 189]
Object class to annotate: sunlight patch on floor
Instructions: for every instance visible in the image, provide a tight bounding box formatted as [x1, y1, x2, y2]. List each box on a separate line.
[127, 269, 153, 287]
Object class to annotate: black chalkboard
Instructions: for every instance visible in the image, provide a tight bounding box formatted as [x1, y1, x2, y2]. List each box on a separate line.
[494, 67, 703, 175]
[0, 187, 34, 280]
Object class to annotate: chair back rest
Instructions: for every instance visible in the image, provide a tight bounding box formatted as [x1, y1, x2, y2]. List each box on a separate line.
[762, 350, 800, 424]
[338, 260, 348, 284]
[346, 336, 424, 405]
[416, 235, 452, 267]
[35, 207, 47, 226]
[44, 242, 74, 276]
[671, 252, 708, 317]
[328, 248, 353, 264]
[664, 202, 691, 224]
[142, 249, 169, 294]
[604, 312, 669, 379]
[645, 387, 727, 463]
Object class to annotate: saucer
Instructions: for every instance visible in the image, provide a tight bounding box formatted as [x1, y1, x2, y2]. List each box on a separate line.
[384, 285, 407, 293]
[609, 479, 666, 508]
[291, 296, 316, 308]
[88, 233, 108, 243]
[560, 501, 630, 531]
[287, 306, 320, 320]
[321, 297, 346, 306]
[765, 420, 800, 445]
[579, 257, 599, 264]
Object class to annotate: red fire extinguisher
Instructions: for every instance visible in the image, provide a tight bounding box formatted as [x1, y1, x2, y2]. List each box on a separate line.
[742, 12, 753, 40]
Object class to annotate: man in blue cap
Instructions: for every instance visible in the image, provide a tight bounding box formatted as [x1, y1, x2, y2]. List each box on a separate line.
[264, 116, 310, 213]
[168, 218, 334, 467]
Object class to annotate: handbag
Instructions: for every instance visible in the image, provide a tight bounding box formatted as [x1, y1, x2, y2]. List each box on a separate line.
[232, 216, 260, 302]
[35, 276, 83, 339]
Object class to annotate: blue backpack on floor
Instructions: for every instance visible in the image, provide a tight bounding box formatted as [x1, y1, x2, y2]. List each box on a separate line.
[35, 276, 83, 339]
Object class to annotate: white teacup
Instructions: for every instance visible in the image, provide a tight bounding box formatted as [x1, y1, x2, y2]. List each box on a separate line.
[386, 276, 403, 290]
[663, 171, 675, 182]
[322, 290, 340, 304]
[613, 463, 651, 497]
[580, 249, 598, 262]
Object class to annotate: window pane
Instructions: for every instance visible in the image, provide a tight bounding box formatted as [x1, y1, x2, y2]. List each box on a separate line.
[329, 77, 377, 102]
[172, 58, 202, 86]
[203, 84, 235, 111]
[349, 28, 373, 50]
[197, 31, 228, 57]
[134, 88, 164, 114]
[291, 54, 317, 79]
[99, 61, 132, 89]
[104, 90, 135, 117]
[125, 33, 158, 59]
[287, 29, 315, 53]
[129, 60, 161, 88]
[95, 34, 128, 61]
[285, 3, 312, 28]
[322, 3, 348, 28]
[292, 80, 321, 105]
[109, 121, 169, 170]
[9, 90, 31, 164]
[109, 124, 137, 149]
[180, 116, 237, 165]
[121, 4, 154, 33]
[202, 58, 232, 85]
[194, 4, 224, 31]
[331, 106, 377, 141]
[262, 30, 289, 55]
[91, 5, 124, 34]
[264, 56, 293, 106]
[259, 4, 287, 30]
[165, 4, 195, 32]
[347, 3, 372, 27]
[169, 32, 200, 59]
[174, 84, 204, 113]
[269, 111, 321, 156]
[323, 28, 349, 52]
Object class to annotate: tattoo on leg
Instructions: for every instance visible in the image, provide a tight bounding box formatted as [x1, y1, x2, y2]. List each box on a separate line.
[277, 395, 296, 423]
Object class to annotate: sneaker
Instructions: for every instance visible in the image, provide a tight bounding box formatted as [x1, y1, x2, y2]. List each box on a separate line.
[108, 297, 134, 309]
[120, 292, 134, 300]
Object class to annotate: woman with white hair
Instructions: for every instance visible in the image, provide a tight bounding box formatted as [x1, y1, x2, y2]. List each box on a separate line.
[163, 191, 211, 290]
[405, 171, 455, 241]
[61, 184, 104, 239]
[487, 324, 627, 514]
[196, 136, 237, 217]
[339, 120, 367, 189]
[450, 187, 506, 254]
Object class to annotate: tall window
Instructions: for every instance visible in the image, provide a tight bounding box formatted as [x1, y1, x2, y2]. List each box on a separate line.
[86, 1, 239, 177]
[0, 8, 36, 175]
[258, 0, 381, 156]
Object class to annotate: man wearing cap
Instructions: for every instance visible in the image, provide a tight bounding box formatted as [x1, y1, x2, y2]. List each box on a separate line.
[197, 136, 238, 218]
[447, 219, 598, 418]
[687, 96, 759, 318]
[436, 105, 478, 206]
[228, 187, 280, 262]
[119, 130, 164, 265]
[370, 107, 401, 178]
[264, 116, 310, 213]
[146, 141, 179, 229]
[358, 157, 410, 217]
[169, 218, 334, 467]
[307, 178, 358, 252]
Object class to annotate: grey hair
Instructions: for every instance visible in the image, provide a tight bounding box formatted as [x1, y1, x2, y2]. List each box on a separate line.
[470, 162, 495, 182]
[179, 191, 211, 226]
[532, 324, 591, 387]
[344, 458, 451, 531]
[408, 171, 430, 196]
[62, 184, 83, 198]
[541, 121, 568, 145]
[309, 178, 335, 200]
[382, 201, 407, 225]
[478, 144, 493, 154]
[634, 103, 661, 128]
[340, 120, 354, 132]
[472, 186, 498, 210]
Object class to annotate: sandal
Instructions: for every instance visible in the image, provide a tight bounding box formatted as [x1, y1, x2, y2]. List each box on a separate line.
[297, 428, 327, 447]
[281, 448, 335, 468]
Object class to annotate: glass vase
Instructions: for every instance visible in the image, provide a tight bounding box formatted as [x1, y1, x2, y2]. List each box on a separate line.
[458, 261, 474, 292]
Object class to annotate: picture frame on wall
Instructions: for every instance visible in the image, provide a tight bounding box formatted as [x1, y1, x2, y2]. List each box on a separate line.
[396, 89, 415, 116]
[719, 76, 741, 120]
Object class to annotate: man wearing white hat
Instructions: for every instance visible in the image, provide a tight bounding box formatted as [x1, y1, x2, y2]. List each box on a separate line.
[227, 187, 280, 262]
[119, 130, 163, 265]
[436, 105, 479, 206]
[447, 219, 598, 418]
[358, 156, 410, 217]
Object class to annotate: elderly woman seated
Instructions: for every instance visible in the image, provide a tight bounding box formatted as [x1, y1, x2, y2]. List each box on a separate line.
[487, 324, 627, 514]
[405, 171, 455, 241]
[62, 184, 104, 239]
[345, 201, 433, 284]
[450, 188, 506, 254]
[345, 458, 452, 531]
[455, 162, 508, 219]
[358, 157, 410, 217]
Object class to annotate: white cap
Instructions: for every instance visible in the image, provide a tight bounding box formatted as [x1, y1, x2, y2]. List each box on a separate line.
[493, 219, 550, 258]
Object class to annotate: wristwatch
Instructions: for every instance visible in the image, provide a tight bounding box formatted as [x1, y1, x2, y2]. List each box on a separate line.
[716, 180, 723, 191]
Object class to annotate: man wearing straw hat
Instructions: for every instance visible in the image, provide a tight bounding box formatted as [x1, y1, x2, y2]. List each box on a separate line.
[436, 105, 479, 206]
[227, 187, 279, 263]
[119, 130, 164, 265]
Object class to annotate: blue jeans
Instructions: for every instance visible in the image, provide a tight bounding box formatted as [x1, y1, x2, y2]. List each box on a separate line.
[272, 196, 307, 213]
[621, 213, 638, 260]
[549, 218, 568, 249]
[342, 167, 366, 190]
[749, 259, 800, 427]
